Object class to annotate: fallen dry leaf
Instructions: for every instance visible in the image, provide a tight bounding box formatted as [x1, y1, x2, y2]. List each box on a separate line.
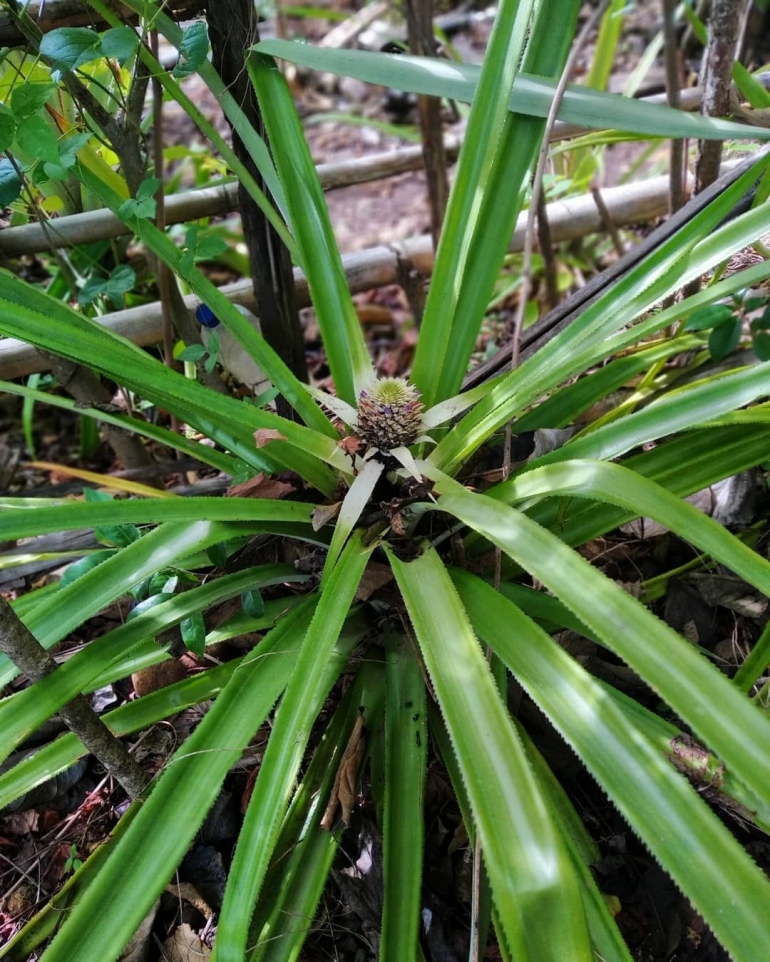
[311, 502, 342, 532]
[254, 429, 287, 448]
[227, 472, 294, 500]
[161, 923, 211, 962]
[356, 304, 394, 325]
[337, 436, 363, 457]
[321, 711, 366, 830]
[0, 812, 39, 836]
[354, 562, 393, 602]
[132, 660, 187, 698]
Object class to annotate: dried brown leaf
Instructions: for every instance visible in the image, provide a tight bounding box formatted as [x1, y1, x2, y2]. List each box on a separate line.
[227, 472, 295, 500]
[311, 502, 342, 532]
[254, 429, 287, 448]
[161, 923, 211, 962]
[321, 711, 366, 830]
[354, 562, 393, 602]
[166, 882, 214, 921]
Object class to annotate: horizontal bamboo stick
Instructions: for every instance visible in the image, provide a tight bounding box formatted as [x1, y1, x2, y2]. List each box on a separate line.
[0, 172, 677, 380]
[0, 84, 706, 259]
[0, 138, 461, 257]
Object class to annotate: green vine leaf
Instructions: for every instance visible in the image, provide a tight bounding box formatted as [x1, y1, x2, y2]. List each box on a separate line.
[0, 158, 23, 206]
[173, 22, 210, 79]
[15, 114, 60, 164]
[10, 82, 56, 119]
[100, 26, 140, 65]
[0, 104, 15, 153]
[40, 27, 102, 74]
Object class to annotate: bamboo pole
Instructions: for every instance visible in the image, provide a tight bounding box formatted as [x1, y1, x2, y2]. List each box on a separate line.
[0, 84, 707, 259]
[0, 139, 461, 257]
[0, 171, 680, 380]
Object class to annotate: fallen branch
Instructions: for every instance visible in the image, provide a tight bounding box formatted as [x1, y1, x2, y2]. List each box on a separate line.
[0, 81, 713, 259]
[0, 170, 689, 380]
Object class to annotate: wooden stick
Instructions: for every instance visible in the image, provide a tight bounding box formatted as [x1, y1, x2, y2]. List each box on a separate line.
[0, 139, 461, 257]
[0, 172, 683, 380]
[0, 80, 717, 260]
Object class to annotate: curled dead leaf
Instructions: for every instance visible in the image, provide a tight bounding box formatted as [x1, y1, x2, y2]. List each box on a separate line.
[338, 436, 363, 457]
[354, 562, 393, 602]
[132, 660, 187, 698]
[161, 923, 211, 962]
[311, 502, 342, 532]
[254, 429, 287, 448]
[166, 882, 214, 921]
[321, 711, 366, 830]
[227, 472, 294, 499]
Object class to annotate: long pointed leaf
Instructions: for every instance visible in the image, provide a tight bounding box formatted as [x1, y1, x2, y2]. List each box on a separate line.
[408, 0, 537, 405]
[39, 601, 351, 962]
[381, 633, 427, 960]
[387, 543, 592, 960]
[453, 571, 770, 961]
[427, 475, 770, 813]
[248, 54, 373, 404]
[213, 533, 373, 962]
[254, 40, 770, 142]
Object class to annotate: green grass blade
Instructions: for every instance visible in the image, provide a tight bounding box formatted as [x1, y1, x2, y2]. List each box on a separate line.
[408, 0, 537, 405]
[0, 566, 301, 763]
[497, 424, 770, 559]
[38, 601, 345, 962]
[0, 497, 315, 540]
[254, 39, 770, 143]
[0, 270, 341, 491]
[499, 459, 770, 601]
[0, 659, 239, 810]
[453, 571, 770, 961]
[428, 476, 770, 813]
[0, 380, 238, 474]
[512, 334, 705, 432]
[213, 534, 373, 962]
[0, 520, 261, 688]
[432, 156, 770, 473]
[531, 363, 770, 468]
[0, 599, 309, 812]
[516, 728, 633, 962]
[412, 0, 581, 404]
[387, 543, 592, 960]
[72, 167, 334, 438]
[380, 632, 427, 961]
[585, 0, 625, 91]
[248, 54, 373, 404]
[249, 661, 384, 961]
